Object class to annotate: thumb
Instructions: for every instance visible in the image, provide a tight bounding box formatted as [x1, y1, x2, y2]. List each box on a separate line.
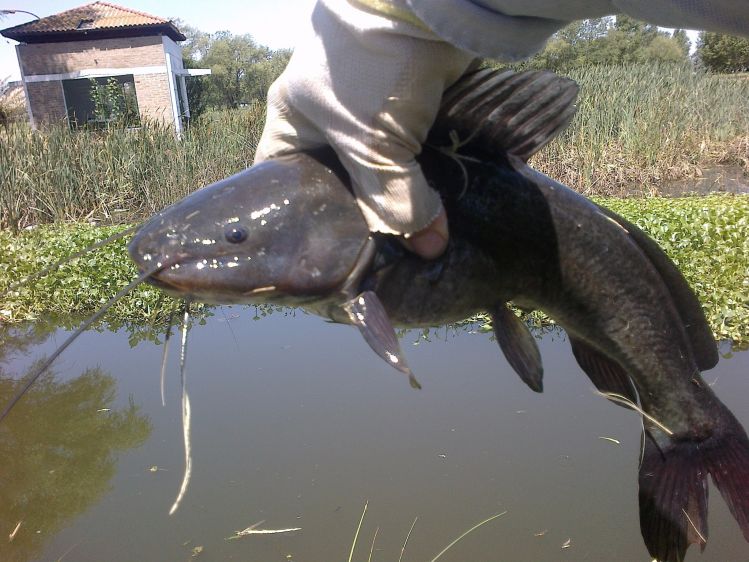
[400, 207, 449, 259]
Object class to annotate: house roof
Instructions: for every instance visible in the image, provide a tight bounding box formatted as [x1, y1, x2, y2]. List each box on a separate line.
[0, 2, 186, 43]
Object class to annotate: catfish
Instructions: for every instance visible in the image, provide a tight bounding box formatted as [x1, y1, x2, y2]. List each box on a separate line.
[128, 69, 749, 562]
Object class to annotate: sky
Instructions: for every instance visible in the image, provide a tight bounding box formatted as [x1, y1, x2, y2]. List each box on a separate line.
[0, 0, 316, 81]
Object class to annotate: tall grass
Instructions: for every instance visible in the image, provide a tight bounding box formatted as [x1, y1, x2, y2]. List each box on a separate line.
[1, 64, 748, 229]
[533, 63, 749, 194]
[0, 104, 265, 229]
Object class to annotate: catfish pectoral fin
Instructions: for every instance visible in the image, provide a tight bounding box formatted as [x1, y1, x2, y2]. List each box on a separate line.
[344, 290, 421, 390]
[491, 304, 543, 393]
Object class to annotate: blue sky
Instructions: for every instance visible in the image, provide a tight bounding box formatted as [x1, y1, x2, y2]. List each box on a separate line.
[0, 0, 316, 81]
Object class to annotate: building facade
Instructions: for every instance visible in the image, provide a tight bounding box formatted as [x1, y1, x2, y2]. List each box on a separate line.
[1, 2, 208, 133]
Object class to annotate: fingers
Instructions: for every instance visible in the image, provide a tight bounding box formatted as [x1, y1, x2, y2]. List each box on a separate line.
[253, 0, 469, 254]
[400, 208, 449, 259]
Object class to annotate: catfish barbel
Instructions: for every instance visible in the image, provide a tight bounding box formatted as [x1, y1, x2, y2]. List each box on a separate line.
[128, 69, 749, 562]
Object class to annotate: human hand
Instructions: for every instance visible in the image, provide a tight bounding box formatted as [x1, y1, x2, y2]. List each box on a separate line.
[254, 0, 472, 259]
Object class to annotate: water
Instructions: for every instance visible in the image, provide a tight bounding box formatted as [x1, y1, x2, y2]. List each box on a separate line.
[654, 164, 749, 197]
[1, 309, 748, 562]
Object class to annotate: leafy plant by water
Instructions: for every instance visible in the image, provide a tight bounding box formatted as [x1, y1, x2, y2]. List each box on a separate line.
[0, 105, 265, 229]
[0, 194, 747, 344]
[532, 63, 749, 195]
[1, 64, 747, 230]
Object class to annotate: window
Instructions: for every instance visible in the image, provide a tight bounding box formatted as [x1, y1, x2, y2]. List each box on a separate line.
[62, 75, 140, 128]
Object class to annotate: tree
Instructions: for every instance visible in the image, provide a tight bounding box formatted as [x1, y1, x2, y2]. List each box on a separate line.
[672, 29, 691, 57]
[697, 32, 749, 72]
[169, 22, 291, 112]
[508, 16, 690, 72]
[642, 35, 689, 63]
[245, 48, 291, 102]
[0, 363, 151, 562]
[194, 32, 290, 109]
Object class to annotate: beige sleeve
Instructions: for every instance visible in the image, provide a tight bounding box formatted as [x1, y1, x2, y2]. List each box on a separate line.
[255, 0, 473, 235]
[406, 0, 748, 60]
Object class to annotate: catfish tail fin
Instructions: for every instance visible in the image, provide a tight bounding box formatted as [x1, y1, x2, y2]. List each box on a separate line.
[639, 408, 749, 562]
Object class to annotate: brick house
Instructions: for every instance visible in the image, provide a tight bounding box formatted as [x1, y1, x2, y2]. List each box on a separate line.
[1, 2, 209, 134]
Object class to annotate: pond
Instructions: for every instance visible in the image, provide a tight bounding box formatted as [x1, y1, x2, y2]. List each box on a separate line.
[1, 309, 748, 562]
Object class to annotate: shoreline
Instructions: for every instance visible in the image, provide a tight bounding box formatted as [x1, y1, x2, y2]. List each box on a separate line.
[1, 192, 747, 344]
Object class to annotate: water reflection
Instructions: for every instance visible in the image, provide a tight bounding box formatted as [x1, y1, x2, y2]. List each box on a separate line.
[0, 310, 747, 561]
[0, 324, 152, 562]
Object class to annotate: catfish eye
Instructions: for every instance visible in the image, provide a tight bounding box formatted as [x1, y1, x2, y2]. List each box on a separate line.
[225, 226, 248, 244]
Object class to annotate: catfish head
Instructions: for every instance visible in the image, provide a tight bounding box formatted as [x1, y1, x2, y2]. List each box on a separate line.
[129, 150, 420, 387]
[128, 151, 371, 306]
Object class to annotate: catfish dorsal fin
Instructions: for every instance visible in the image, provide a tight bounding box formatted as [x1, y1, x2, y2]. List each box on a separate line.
[428, 68, 579, 161]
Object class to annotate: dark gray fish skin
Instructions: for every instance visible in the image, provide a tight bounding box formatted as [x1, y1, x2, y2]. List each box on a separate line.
[130, 152, 369, 308]
[372, 145, 717, 436]
[128, 70, 749, 562]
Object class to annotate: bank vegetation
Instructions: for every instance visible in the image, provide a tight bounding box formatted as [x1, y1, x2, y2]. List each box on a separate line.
[1, 63, 748, 230]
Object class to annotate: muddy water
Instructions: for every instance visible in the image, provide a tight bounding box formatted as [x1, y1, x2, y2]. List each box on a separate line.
[1, 309, 748, 562]
[654, 164, 748, 197]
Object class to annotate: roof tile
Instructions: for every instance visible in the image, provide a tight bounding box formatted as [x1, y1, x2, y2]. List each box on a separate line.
[1, 2, 184, 41]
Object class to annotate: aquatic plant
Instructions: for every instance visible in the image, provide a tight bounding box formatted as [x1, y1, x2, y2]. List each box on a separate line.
[0, 193, 746, 344]
[601, 194, 749, 344]
[533, 63, 749, 195]
[0, 105, 265, 230]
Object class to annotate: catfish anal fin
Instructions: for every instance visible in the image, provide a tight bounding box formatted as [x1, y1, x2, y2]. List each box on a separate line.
[345, 290, 421, 389]
[491, 304, 543, 392]
[569, 336, 637, 403]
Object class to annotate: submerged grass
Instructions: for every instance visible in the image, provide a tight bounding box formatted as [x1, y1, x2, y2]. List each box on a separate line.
[1, 64, 747, 229]
[346, 501, 507, 562]
[0, 194, 747, 344]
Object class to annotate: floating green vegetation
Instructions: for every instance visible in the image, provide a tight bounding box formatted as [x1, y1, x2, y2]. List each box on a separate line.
[599, 194, 749, 344]
[0, 194, 747, 344]
[0, 223, 163, 325]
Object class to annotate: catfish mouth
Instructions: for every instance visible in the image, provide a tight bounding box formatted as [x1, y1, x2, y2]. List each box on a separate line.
[133, 256, 284, 304]
[130, 247, 352, 306]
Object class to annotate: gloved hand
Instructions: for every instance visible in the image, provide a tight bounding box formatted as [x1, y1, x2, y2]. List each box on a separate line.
[254, 0, 474, 259]
[256, 0, 749, 261]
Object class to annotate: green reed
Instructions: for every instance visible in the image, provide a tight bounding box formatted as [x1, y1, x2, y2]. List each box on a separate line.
[532, 63, 749, 194]
[1, 64, 747, 229]
[0, 103, 265, 229]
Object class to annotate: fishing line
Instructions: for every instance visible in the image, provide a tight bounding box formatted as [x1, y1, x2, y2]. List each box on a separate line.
[221, 306, 240, 353]
[159, 307, 176, 407]
[3, 223, 140, 295]
[0, 264, 161, 423]
[169, 301, 193, 516]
